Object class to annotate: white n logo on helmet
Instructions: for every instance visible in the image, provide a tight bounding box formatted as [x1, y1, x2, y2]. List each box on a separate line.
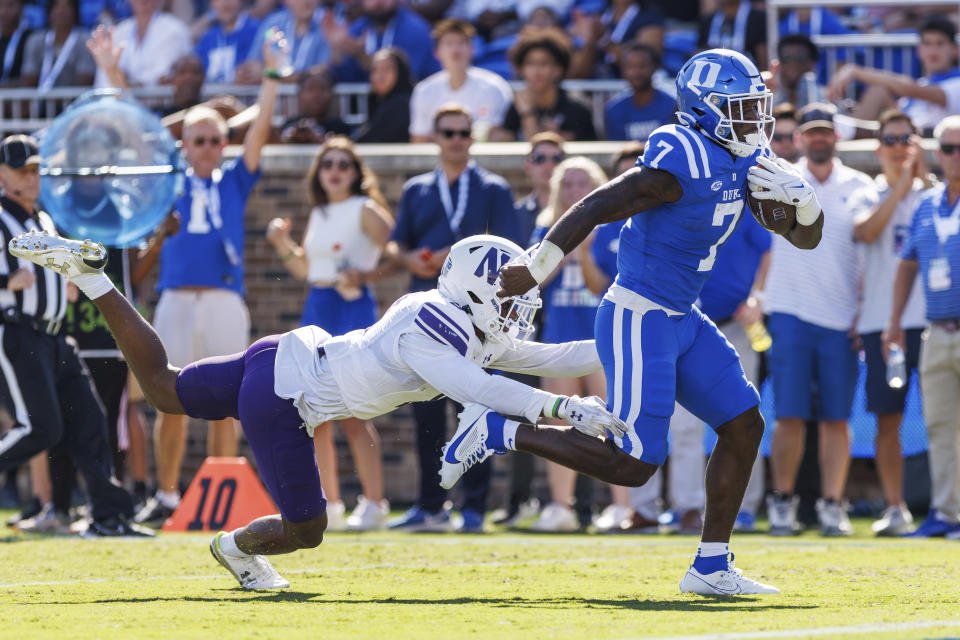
[686, 60, 721, 97]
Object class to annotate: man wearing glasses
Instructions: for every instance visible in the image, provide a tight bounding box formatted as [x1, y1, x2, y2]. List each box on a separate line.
[515, 132, 565, 246]
[133, 44, 280, 526]
[770, 103, 801, 163]
[385, 103, 521, 533]
[769, 34, 823, 110]
[887, 114, 960, 540]
[854, 109, 931, 537]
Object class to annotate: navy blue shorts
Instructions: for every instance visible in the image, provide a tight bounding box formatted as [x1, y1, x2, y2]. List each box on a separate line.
[175, 335, 326, 523]
[767, 313, 859, 421]
[300, 286, 377, 335]
[860, 328, 923, 415]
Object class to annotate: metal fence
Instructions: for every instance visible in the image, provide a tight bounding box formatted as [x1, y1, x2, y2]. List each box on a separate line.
[0, 78, 630, 138]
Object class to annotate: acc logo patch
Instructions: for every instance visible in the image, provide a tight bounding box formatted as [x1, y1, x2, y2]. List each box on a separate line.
[772, 206, 786, 221]
[711, 180, 723, 191]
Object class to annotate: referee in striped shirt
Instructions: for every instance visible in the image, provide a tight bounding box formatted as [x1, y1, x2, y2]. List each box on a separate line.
[0, 134, 148, 536]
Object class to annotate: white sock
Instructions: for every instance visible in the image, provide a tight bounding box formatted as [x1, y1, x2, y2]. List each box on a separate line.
[155, 490, 180, 509]
[72, 272, 115, 300]
[218, 530, 250, 558]
[502, 420, 520, 450]
[698, 542, 729, 557]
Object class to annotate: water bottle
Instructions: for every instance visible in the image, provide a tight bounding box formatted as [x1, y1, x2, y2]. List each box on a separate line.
[745, 320, 772, 353]
[886, 343, 907, 389]
[265, 27, 294, 79]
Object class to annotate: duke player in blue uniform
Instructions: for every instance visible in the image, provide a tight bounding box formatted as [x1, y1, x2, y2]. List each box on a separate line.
[490, 49, 826, 594]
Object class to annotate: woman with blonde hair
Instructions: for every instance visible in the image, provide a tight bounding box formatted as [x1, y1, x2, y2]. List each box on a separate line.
[529, 156, 633, 532]
[266, 136, 393, 531]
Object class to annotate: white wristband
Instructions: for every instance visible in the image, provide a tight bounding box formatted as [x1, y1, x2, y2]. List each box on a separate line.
[795, 192, 821, 226]
[73, 273, 115, 300]
[542, 394, 564, 419]
[528, 240, 565, 284]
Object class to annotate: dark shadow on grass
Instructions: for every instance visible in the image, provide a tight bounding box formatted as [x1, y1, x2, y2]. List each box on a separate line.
[17, 592, 818, 611]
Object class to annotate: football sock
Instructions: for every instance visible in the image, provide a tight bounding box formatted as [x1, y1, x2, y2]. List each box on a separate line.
[484, 412, 519, 451]
[218, 530, 249, 558]
[156, 490, 180, 509]
[72, 272, 115, 300]
[693, 542, 730, 574]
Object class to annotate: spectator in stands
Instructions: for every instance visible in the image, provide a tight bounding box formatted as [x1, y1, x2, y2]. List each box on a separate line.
[21, 0, 94, 90]
[236, 0, 329, 84]
[329, 0, 439, 82]
[155, 54, 249, 142]
[854, 110, 931, 537]
[827, 15, 960, 135]
[514, 131, 565, 246]
[770, 103, 801, 163]
[490, 27, 596, 142]
[352, 47, 413, 143]
[566, 0, 664, 79]
[265, 136, 393, 531]
[278, 67, 350, 143]
[778, 7, 854, 85]
[764, 103, 874, 537]
[195, 0, 260, 83]
[409, 19, 512, 142]
[0, 0, 31, 86]
[384, 104, 520, 533]
[132, 43, 280, 527]
[887, 115, 960, 540]
[89, 0, 192, 88]
[528, 156, 615, 532]
[698, 0, 767, 70]
[769, 34, 824, 109]
[603, 42, 675, 141]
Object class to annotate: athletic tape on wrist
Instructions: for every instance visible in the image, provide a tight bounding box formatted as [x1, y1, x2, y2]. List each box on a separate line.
[528, 240, 565, 284]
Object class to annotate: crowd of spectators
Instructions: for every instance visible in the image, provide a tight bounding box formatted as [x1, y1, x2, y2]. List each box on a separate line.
[2, 0, 960, 541]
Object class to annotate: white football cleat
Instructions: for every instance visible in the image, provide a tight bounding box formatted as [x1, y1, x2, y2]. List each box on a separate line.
[439, 403, 496, 490]
[679, 554, 780, 595]
[8, 230, 107, 277]
[209, 532, 290, 590]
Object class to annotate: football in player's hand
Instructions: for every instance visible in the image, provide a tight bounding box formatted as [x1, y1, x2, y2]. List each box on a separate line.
[748, 188, 796, 235]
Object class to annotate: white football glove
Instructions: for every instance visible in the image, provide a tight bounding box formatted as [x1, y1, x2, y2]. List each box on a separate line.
[747, 156, 814, 205]
[555, 395, 629, 439]
[747, 156, 821, 225]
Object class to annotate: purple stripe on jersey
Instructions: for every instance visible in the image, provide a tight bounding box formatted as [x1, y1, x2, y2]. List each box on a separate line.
[414, 318, 448, 347]
[416, 307, 469, 356]
[424, 302, 470, 342]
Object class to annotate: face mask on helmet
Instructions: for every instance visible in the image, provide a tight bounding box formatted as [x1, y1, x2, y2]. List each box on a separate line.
[438, 237, 542, 347]
[676, 49, 775, 157]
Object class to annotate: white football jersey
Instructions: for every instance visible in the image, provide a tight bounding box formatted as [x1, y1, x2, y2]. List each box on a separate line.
[273, 290, 601, 433]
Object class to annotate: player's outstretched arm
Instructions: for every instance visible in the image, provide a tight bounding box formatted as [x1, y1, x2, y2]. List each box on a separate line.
[499, 167, 682, 296]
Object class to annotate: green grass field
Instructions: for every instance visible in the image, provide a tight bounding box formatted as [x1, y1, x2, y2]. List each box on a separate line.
[2, 513, 959, 640]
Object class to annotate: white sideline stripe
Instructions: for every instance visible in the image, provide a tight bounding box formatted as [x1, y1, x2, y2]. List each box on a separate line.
[0, 555, 638, 589]
[645, 620, 960, 640]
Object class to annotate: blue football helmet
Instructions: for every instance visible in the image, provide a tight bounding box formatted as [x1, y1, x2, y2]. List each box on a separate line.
[675, 49, 774, 157]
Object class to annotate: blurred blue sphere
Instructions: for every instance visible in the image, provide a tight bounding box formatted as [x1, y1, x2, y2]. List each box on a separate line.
[39, 88, 181, 248]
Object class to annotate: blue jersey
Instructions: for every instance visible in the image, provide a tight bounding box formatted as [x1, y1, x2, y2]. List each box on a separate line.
[615, 124, 764, 312]
[157, 159, 261, 295]
[697, 209, 770, 321]
[590, 219, 628, 282]
[604, 89, 676, 142]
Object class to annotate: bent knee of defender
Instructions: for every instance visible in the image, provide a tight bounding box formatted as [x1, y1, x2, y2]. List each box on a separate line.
[287, 516, 326, 549]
